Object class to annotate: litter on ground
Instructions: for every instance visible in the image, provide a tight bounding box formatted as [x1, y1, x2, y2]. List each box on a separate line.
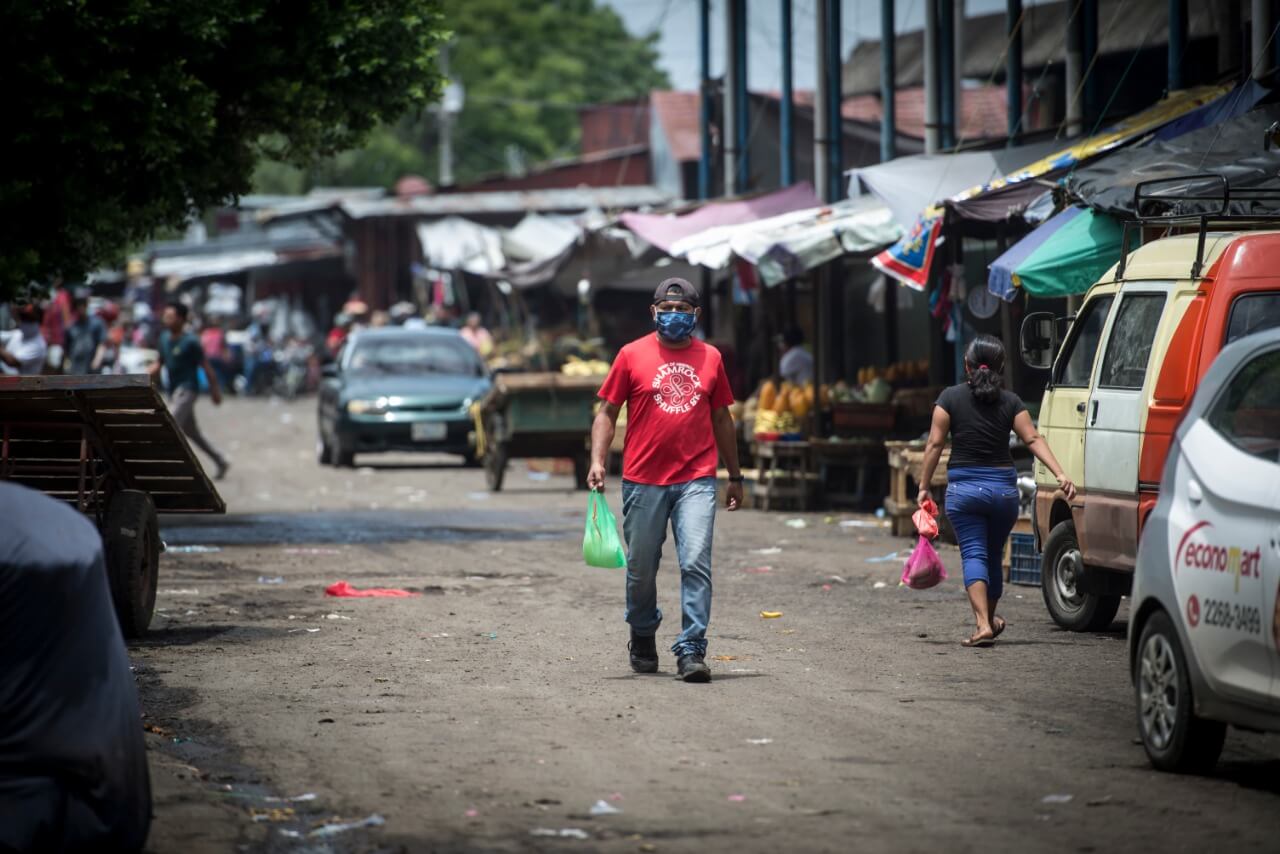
[325, 581, 420, 598]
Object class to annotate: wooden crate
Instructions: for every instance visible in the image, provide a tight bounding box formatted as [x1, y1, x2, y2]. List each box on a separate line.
[884, 440, 950, 537]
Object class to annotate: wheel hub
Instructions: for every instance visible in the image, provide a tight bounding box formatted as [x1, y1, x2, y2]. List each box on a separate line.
[1053, 547, 1085, 610]
[1139, 634, 1178, 750]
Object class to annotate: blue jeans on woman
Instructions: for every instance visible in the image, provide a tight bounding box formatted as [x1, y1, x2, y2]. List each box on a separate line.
[945, 466, 1020, 603]
[621, 477, 716, 657]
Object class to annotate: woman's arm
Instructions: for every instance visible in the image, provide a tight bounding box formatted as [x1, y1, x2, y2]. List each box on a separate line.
[1012, 410, 1076, 501]
[916, 405, 951, 507]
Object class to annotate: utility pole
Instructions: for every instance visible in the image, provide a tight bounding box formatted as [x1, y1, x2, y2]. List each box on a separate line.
[440, 40, 455, 188]
[880, 0, 896, 162]
[781, 0, 795, 186]
[724, 0, 744, 195]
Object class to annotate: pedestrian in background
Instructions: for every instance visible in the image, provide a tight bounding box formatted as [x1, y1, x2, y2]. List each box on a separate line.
[150, 302, 230, 480]
[62, 294, 106, 375]
[778, 327, 813, 386]
[917, 334, 1075, 647]
[0, 303, 48, 375]
[588, 277, 743, 683]
[459, 311, 494, 357]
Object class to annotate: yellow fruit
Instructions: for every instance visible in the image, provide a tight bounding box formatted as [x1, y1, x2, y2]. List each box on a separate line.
[759, 380, 777, 412]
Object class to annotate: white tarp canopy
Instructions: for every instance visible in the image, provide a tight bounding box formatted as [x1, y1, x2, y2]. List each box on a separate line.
[669, 197, 902, 286]
[150, 249, 279, 280]
[501, 213, 581, 264]
[848, 139, 1065, 228]
[416, 216, 504, 274]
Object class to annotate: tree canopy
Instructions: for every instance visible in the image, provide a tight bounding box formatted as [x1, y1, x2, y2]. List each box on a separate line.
[3, 1, 445, 297]
[255, 0, 671, 192]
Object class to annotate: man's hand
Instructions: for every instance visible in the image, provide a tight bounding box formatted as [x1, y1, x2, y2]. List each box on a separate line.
[587, 462, 606, 491]
[725, 481, 743, 511]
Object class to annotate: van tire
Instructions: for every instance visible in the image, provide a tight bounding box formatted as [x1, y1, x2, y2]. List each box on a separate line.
[1040, 520, 1122, 632]
[1134, 610, 1226, 773]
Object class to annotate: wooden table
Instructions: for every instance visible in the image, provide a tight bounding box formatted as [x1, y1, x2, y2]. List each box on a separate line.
[809, 437, 885, 509]
[884, 440, 950, 537]
[752, 439, 813, 512]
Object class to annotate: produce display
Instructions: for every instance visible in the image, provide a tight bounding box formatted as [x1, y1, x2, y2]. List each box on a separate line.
[560, 355, 610, 376]
[744, 359, 934, 441]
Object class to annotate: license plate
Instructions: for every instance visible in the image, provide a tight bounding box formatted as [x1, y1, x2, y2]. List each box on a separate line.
[411, 421, 447, 442]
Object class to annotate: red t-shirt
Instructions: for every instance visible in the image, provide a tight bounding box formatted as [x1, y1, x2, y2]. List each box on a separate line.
[598, 334, 734, 486]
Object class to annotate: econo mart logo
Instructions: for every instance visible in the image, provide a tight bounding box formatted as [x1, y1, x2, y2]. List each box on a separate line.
[1175, 521, 1263, 592]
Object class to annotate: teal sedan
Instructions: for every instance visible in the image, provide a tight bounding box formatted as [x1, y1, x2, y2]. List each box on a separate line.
[316, 328, 490, 467]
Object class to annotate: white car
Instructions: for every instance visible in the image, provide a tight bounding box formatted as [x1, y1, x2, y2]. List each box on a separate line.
[1129, 327, 1280, 772]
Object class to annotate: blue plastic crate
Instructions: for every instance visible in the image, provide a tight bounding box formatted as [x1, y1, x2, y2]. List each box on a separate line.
[1009, 532, 1041, 586]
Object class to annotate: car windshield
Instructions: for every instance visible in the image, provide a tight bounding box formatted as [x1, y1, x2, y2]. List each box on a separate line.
[347, 337, 482, 376]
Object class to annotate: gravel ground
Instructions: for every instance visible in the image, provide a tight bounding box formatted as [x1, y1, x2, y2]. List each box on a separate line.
[137, 397, 1280, 853]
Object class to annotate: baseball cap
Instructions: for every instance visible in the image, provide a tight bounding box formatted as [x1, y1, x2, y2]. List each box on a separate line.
[652, 277, 700, 307]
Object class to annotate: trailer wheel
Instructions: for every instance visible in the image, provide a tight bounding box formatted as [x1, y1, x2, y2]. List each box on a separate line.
[104, 490, 160, 638]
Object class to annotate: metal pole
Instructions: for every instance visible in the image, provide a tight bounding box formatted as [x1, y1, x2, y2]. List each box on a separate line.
[880, 0, 896, 162]
[924, 0, 940, 153]
[1082, 0, 1098, 125]
[724, 0, 739, 195]
[698, 0, 712, 199]
[938, 0, 955, 150]
[827, 0, 843, 200]
[438, 42, 454, 187]
[781, 0, 795, 186]
[1006, 0, 1023, 145]
[1214, 0, 1241, 77]
[1256, 0, 1274, 80]
[953, 0, 965, 146]
[1168, 0, 1187, 91]
[1065, 1, 1083, 137]
[814, 0, 830, 197]
[735, 0, 751, 192]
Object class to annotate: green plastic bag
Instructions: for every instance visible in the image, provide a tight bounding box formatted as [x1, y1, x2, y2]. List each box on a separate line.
[583, 489, 626, 569]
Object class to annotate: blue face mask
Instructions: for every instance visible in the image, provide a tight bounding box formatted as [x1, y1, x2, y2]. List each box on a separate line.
[655, 310, 697, 342]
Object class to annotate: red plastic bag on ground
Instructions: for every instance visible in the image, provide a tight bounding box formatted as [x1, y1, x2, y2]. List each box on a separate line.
[912, 497, 939, 539]
[900, 536, 948, 590]
[325, 580, 420, 598]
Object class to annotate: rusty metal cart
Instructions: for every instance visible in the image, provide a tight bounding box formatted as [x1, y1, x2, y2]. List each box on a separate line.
[0, 375, 225, 636]
[475, 372, 600, 491]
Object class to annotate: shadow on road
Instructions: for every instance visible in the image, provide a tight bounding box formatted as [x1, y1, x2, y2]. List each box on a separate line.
[158, 509, 572, 547]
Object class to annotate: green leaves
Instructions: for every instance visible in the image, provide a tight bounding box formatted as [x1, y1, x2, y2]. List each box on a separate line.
[1, 0, 446, 296]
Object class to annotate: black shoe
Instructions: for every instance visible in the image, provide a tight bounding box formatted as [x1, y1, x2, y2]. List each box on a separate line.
[676, 653, 711, 683]
[628, 633, 658, 673]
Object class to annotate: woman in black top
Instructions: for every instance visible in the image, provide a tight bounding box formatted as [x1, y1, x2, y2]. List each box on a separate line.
[918, 335, 1076, 647]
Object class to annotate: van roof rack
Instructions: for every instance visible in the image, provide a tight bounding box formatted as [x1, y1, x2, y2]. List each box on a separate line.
[1117, 173, 1280, 279]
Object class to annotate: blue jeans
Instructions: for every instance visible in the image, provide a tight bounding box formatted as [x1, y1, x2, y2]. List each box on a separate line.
[945, 467, 1020, 603]
[621, 477, 716, 657]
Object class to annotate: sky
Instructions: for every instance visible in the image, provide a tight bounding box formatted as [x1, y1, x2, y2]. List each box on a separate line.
[600, 0, 1054, 92]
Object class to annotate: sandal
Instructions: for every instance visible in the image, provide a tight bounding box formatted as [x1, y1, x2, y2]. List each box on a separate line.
[992, 617, 1007, 639]
[961, 631, 996, 648]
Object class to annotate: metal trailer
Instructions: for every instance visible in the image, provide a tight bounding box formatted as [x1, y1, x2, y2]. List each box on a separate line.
[476, 372, 601, 491]
[0, 374, 225, 637]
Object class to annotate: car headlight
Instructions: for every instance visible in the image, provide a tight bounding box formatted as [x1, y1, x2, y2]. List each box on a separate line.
[346, 397, 390, 415]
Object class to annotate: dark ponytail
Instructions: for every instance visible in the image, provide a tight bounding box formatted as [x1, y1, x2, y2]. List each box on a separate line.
[964, 334, 1005, 404]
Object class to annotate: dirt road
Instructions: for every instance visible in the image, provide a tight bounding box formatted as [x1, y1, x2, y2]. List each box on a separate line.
[138, 397, 1280, 853]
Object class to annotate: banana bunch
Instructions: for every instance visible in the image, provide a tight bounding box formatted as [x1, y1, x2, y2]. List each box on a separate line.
[561, 355, 611, 376]
[754, 409, 801, 435]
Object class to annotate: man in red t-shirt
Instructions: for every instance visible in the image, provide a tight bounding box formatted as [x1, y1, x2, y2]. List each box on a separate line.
[589, 278, 743, 683]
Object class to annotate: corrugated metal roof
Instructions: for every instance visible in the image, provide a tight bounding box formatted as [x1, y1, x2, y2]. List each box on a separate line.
[260, 186, 673, 222]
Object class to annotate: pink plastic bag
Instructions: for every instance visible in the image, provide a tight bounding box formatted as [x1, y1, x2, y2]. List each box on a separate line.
[912, 497, 939, 540]
[900, 535, 948, 590]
